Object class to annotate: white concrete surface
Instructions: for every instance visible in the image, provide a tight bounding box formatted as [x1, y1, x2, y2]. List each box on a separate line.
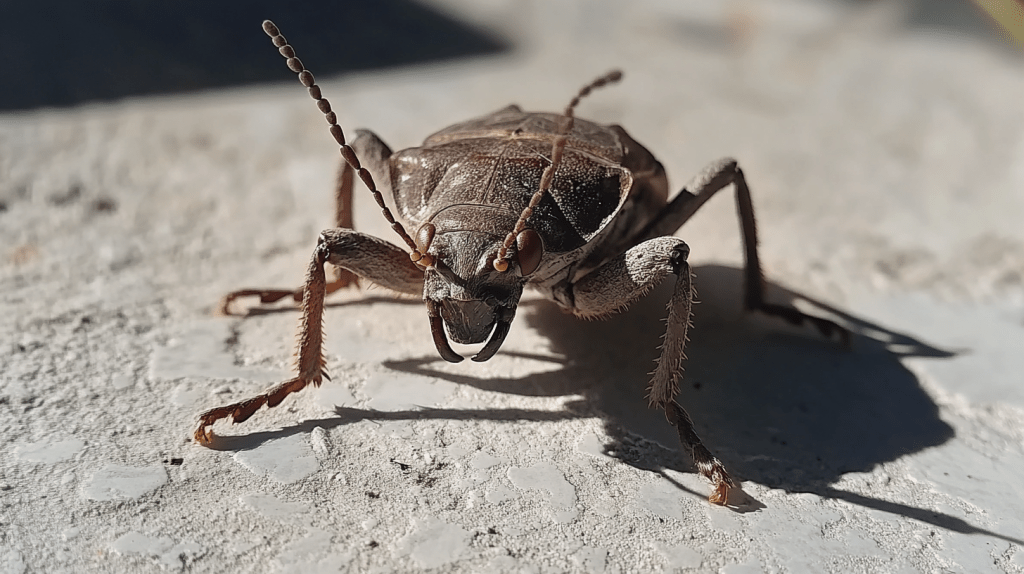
[3, 0, 1024, 572]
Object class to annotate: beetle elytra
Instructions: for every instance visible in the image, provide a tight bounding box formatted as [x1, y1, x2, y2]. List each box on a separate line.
[194, 20, 844, 506]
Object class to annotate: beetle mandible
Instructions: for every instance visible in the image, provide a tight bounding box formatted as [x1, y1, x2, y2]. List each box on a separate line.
[194, 20, 845, 506]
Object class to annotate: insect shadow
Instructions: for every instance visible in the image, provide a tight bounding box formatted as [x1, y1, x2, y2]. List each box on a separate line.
[210, 263, 1019, 542]
[385, 263, 955, 489]
[376, 263, 1022, 541]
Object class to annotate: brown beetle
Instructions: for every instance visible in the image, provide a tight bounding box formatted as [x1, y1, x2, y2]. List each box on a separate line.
[194, 20, 843, 506]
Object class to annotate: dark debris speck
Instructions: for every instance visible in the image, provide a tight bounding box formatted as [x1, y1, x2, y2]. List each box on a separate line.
[92, 197, 118, 213]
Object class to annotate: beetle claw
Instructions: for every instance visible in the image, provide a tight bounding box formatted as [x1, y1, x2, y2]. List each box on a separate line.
[709, 482, 730, 506]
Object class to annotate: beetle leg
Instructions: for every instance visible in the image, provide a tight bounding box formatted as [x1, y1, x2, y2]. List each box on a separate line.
[219, 281, 348, 315]
[568, 236, 734, 505]
[331, 150, 360, 289]
[220, 130, 396, 315]
[639, 158, 847, 343]
[195, 229, 423, 445]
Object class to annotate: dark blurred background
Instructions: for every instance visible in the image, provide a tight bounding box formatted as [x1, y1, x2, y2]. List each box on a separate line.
[0, 0, 508, 111]
[0, 0, 1017, 112]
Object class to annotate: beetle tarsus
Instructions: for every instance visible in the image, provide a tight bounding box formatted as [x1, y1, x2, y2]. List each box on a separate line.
[218, 288, 304, 315]
[663, 400, 735, 505]
[193, 376, 313, 445]
[709, 482, 731, 506]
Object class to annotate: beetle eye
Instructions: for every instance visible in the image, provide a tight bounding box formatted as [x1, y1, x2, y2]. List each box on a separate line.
[515, 229, 543, 276]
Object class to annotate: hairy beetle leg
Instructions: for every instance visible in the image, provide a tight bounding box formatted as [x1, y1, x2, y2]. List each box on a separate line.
[194, 376, 313, 445]
[219, 277, 354, 316]
[565, 237, 732, 504]
[664, 400, 734, 505]
[196, 230, 424, 445]
[197, 241, 331, 444]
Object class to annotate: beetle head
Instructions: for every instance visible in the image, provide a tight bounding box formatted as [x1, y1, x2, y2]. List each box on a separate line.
[421, 226, 538, 363]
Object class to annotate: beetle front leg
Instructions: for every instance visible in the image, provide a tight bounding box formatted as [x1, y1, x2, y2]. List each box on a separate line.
[569, 236, 734, 505]
[196, 229, 423, 445]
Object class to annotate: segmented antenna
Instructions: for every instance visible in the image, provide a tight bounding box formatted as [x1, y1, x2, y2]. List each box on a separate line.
[262, 20, 433, 268]
[493, 70, 623, 273]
